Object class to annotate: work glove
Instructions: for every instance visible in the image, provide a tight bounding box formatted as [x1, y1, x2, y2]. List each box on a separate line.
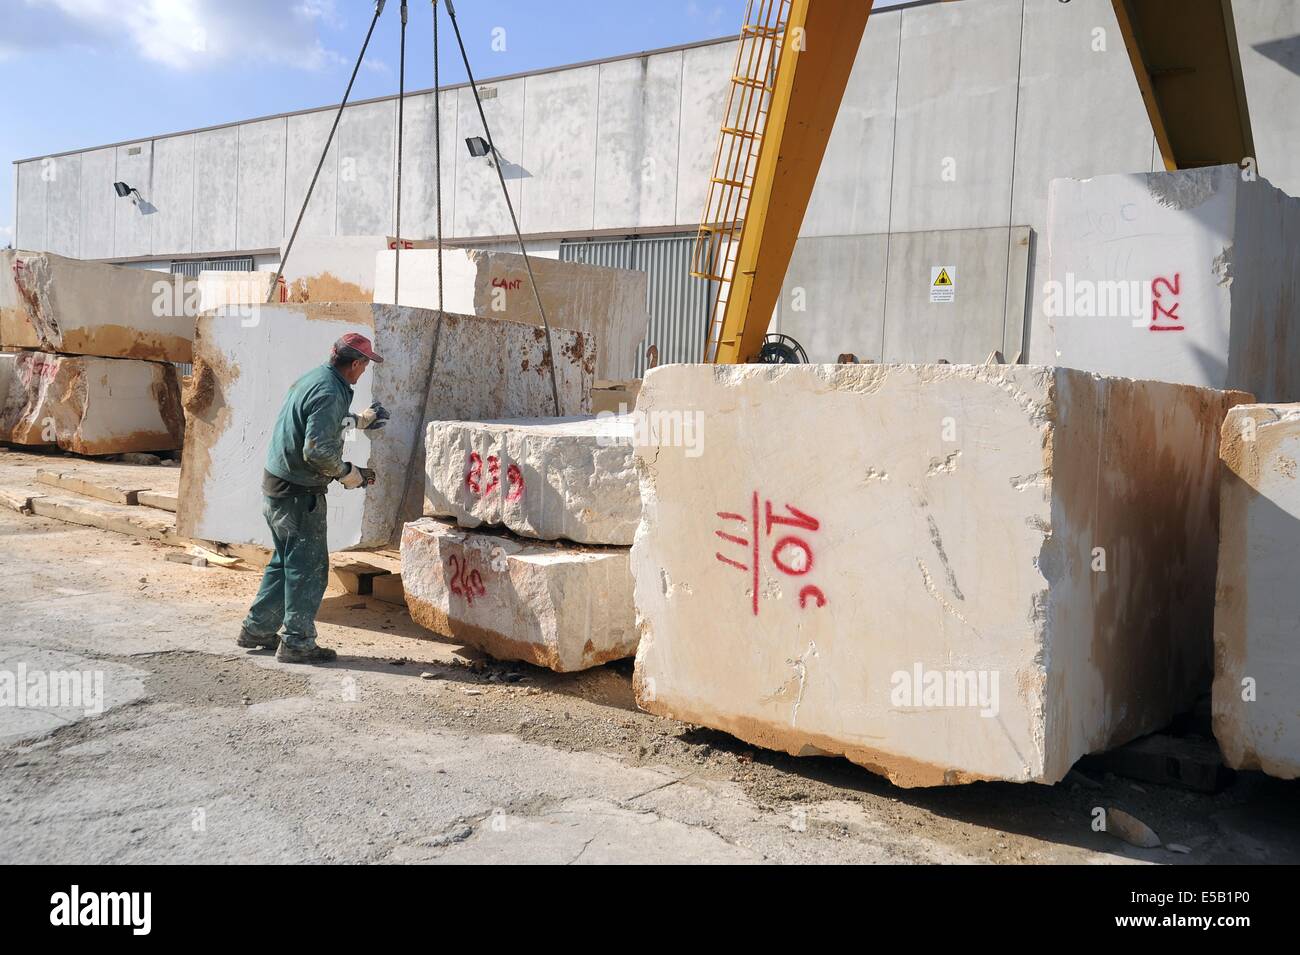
[355, 401, 390, 432]
[339, 464, 377, 489]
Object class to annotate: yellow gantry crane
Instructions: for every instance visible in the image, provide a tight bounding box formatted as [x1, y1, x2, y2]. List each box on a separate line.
[693, 0, 1255, 365]
[692, 0, 873, 364]
[1111, 0, 1254, 171]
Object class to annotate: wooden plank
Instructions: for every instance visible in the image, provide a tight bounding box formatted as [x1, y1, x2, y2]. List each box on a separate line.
[1102, 733, 1233, 793]
[371, 573, 406, 606]
[331, 561, 392, 596]
[36, 468, 147, 505]
[30, 493, 177, 543]
[137, 490, 179, 513]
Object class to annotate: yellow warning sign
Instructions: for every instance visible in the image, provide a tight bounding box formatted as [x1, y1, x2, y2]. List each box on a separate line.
[930, 265, 956, 303]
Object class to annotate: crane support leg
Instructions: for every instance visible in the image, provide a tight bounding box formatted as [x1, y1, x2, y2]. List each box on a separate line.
[712, 0, 872, 364]
[1112, 0, 1255, 171]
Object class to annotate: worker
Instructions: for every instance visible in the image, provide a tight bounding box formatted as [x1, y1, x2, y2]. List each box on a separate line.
[237, 333, 391, 664]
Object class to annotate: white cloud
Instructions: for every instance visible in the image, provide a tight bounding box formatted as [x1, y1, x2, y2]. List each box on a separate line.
[5, 0, 350, 71]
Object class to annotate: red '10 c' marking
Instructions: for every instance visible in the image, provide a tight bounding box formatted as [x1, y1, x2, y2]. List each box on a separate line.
[714, 492, 827, 616]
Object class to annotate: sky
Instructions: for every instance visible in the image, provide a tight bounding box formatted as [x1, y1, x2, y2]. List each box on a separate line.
[0, 0, 915, 249]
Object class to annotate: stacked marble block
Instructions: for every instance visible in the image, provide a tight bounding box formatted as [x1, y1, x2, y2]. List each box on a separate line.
[403, 416, 641, 672]
[1045, 164, 1300, 400]
[1213, 405, 1300, 780]
[177, 303, 593, 552]
[0, 250, 189, 453]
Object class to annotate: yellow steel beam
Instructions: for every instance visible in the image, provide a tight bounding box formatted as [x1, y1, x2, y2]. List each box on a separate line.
[712, 0, 873, 364]
[1112, 0, 1255, 170]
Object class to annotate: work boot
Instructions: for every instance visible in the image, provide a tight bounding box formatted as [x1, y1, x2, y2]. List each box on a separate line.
[236, 627, 279, 650]
[276, 642, 337, 664]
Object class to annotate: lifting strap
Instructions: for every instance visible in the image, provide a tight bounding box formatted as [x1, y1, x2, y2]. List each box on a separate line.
[267, 0, 387, 303]
[444, 0, 563, 418]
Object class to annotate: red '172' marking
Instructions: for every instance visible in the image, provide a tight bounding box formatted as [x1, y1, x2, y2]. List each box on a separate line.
[1149, 272, 1184, 332]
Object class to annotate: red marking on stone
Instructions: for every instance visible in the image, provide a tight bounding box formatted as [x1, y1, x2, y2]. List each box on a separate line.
[465, 452, 483, 494]
[765, 501, 820, 534]
[506, 463, 525, 502]
[716, 511, 746, 523]
[715, 531, 748, 546]
[483, 455, 500, 495]
[799, 585, 827, 609]
[1150, 273, 1184, 332]
[449, 553, 487, 605]
[715, 553, 748, 572]
[771, 536, 814, 576]
[1152, 300, 1181, 322]
[1152, 274, 1180, 298]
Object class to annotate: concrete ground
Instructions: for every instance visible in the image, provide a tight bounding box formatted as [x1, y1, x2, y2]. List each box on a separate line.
[1, 505, 1297, 864]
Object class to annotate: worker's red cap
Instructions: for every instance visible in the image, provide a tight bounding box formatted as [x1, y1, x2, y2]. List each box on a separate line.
[333, 332, 384, 364]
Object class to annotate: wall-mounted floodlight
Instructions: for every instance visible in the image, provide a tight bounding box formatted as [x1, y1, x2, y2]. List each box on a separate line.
[464, 136, 491, 158]
[113, 181, 148, 210]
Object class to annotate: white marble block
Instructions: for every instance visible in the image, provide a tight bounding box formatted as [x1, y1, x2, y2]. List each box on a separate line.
[633, 363, 1246, 787]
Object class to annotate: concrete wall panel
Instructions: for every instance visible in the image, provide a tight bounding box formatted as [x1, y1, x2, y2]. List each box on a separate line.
[889, 0, 1022, 233]
[112, 142, 153, 259]
[674, 42, 734, 228]
[454, 77, 526, 238]
[284, 109, 339, 240]
[396, 89, 458, 242]
[1003, 225, 1033, 360]
[44, 155, 81, 258]
[594, 52, 682, 230]
[191, 127, 239, 254]
[15, 161, 47, 252]
[802, 13, 900, 238]
[521, 65, 600, 234]
[777, 233, 888, 362]
[336, 99, 396, 237]
[1235, 0, 1300, 197]
[881, 226, 1017, 363]
[1015, 0, 1157, 363]
[237, 118, 287, 251]
[1011, 0, 1155, 229]
[150, 134, 194, 256]
[78, 148, 117, 259]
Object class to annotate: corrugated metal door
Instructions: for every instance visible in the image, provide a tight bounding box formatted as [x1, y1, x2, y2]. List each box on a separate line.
[168, 256, 255, 375]
[560, 235, 712, 376]
[169, 255, 255, 278]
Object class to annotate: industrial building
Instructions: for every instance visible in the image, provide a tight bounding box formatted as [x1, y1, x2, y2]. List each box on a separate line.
[13, 0, 1299, 368]
[4, 0, 1300, 875]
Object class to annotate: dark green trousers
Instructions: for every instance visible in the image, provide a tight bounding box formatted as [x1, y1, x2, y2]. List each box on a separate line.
[242, 494, 329, 649]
